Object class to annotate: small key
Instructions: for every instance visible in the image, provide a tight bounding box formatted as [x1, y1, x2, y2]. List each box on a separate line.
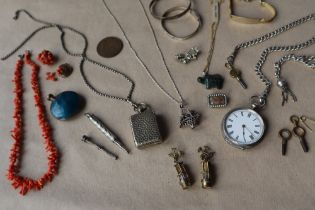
[293, 126, 309, 153]
[279, 129, 292, 156]
[229, 69, 247, 89]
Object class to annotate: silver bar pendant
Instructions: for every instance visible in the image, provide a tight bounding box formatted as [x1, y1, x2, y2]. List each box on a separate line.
[85, 113, 129, 154]
[130, 106, 163, 149]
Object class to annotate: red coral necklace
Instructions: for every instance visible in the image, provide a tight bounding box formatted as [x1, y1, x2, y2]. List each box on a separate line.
[7, 51, 59, 195]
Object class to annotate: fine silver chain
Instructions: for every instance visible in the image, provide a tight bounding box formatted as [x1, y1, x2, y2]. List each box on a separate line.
[1, 9, 143, 109]
[225, 13, 315, 107]
[101, 0, 184, 105]
[274, 54, 315, 105]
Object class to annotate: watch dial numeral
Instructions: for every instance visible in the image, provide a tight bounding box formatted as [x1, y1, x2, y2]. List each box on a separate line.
[241, 112, 244, 116]
[249, 135, 254, 140]
[228, 131, 234, 135]
[227, 125, 232, 128]
[254, 131, 260, 135]
[255, 125, 260, 127]
[247, 113, 251, 118]
[228, 119, 233, 122]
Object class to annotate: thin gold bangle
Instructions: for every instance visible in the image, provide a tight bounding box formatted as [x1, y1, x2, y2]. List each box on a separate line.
[161, 7, 202, 40]
[149, 0, 192, 20]
[229, 0, 277, 24]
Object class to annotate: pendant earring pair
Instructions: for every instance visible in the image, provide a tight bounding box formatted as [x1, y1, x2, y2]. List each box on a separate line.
[168, 146, 216, 190]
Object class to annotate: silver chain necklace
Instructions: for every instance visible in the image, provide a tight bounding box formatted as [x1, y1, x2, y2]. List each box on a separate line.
[275, 54, 315, 106]
[101, 0, 200, 128]
[226, 13, 315, 92]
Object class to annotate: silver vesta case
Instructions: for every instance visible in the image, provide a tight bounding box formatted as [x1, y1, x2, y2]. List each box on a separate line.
[130, 107, 162, 149]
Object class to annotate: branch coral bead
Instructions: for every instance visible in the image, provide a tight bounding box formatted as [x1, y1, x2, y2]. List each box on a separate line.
[7, 51, 59, 195]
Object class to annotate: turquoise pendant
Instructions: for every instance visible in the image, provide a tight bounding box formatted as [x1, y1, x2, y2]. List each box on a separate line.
[48, 91, 85, 120]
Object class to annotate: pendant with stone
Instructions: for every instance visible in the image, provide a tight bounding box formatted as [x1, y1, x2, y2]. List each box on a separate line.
[48, 91, 86, 120]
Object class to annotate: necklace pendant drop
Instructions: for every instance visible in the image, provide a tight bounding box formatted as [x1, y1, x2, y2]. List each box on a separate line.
[48, 91, 86, 121]
[179, 104, 201, 129]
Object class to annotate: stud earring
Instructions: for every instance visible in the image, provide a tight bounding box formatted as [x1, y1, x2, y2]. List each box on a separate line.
[198, 146, 215, 188]
[169, 148, 192, 189]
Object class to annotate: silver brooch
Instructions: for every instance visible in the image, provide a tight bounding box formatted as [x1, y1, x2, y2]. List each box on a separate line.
[176, 47, 200, 64]
[208, 93, 228, 108]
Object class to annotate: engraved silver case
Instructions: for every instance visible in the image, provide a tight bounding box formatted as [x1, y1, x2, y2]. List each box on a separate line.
[130, 107, 162, 149]
[221, 108, 265, 150]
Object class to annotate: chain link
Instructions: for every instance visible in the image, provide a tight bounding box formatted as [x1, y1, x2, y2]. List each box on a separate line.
[275, 54, 315, 79]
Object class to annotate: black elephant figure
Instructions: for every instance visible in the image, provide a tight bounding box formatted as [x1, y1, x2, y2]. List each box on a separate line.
[197, 74, 224, 89]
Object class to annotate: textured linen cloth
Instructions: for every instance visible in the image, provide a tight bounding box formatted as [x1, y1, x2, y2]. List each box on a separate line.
[0, 0, 315, 209]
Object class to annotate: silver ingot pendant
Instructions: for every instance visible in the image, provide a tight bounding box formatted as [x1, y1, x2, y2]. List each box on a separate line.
[179, 105, 201, 129]
[130, 105, 162, 149]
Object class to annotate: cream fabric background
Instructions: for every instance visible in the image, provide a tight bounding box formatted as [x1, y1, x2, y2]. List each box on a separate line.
[0, 0, 315, 210]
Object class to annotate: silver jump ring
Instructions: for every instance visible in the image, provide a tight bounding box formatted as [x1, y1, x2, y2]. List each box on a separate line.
[250, 95, 266, 109]
[149, 0, 191, 20]
[161, 7, 202, 40]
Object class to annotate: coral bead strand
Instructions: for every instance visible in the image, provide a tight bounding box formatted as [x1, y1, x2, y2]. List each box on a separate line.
[7, 51, 59, 195]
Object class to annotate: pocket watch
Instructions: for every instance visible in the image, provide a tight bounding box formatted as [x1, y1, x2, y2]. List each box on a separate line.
[222, 96, 266, 149]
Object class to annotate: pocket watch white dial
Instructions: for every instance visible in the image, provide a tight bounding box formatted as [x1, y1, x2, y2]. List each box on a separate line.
[222, 108, 265, 149]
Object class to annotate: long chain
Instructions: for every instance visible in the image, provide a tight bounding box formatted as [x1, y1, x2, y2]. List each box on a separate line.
[203, 0, 222, 74]
[1, 10, 141, 109]
[226, 13, 315, 68]
[101, 0, 184, 105]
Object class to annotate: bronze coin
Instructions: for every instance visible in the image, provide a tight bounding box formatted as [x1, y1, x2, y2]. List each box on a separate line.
[97, 37, 123, 58]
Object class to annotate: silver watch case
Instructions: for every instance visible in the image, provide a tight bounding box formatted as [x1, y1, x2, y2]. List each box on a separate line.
[221, 107, 265, 150]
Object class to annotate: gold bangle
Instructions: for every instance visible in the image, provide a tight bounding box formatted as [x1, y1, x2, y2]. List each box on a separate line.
[229, 0, 277, 24]
[149, 0, 192, 20]
[161, 7, 202, 40]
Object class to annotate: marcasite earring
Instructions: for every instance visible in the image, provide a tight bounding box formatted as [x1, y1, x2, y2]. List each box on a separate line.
[169, 148, 192, 190]
[198, 146, 215, 189]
